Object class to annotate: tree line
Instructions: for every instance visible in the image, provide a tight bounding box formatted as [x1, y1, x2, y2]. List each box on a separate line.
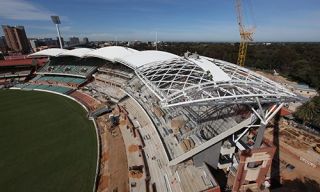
[132, 42, 320, 90]
[131, 42, 320, 127]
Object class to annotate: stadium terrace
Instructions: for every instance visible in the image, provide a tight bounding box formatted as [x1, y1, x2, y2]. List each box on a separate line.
[2, 46, 299, 192]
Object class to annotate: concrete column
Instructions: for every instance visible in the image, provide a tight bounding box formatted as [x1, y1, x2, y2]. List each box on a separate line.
[253, 123, 266, 148]
[193, 141, 222, 168]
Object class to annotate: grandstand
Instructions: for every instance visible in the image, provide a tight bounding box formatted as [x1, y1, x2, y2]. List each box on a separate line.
[37, 57, 102, 77]
[32, 75, 87, 86]
[7, 46, 299, 192]
[12, 48, 101, 95]
[0, 58, 47, 87]
[84, 80, 127, 103]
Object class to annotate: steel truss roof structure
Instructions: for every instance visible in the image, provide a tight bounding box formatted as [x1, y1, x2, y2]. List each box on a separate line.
[135, 56, 297, 108]
[30, 47, 300, 167]
[29, 47, 297, 108]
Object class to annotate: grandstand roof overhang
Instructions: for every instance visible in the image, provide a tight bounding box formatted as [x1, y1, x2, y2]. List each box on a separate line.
[58, 48, 94, 57]
[132, 56, 298, 108]
[116, 50, 180, 69]
[28, 48, 68, 57]
[83, 46, 139, 62]
[28, 47, 299, 107]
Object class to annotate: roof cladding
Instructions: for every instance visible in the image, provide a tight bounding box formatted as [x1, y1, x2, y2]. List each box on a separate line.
[28, 46, 298, 107]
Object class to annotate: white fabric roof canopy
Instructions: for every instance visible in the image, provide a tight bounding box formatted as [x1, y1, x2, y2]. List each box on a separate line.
[28, 48, 68, 57]
[28, 46, 297, 107]
[189, 57, 231, 82]
[117, 50, 180, 68]
[58, 48, 94, 57]
[83, 46, 139, 62]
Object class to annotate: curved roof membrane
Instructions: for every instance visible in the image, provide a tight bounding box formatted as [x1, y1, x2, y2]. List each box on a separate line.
[58, 48, 94, 57]
[188, 57, 231, 82]
[83, 46, 139, 62]
[117, 50, 180, 69]
[29, 46, 298, 107]
[28, 48, 68, 57]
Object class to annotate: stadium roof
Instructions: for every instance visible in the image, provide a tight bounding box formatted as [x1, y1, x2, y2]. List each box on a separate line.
[58, 48, 94, 57]
[28, 47, 298, 107]
[83, 46, 138, 62]
[117, 50, 180, 69]
[134, 56, 298, 108]
[28, 48, 68, 57]
[189, 57, 231, 82]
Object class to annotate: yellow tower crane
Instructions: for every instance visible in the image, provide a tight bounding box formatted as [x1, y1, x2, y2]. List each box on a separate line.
[235, 0, 255, 67]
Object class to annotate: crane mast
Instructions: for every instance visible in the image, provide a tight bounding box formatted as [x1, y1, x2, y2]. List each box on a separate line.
[235, 0, 254, 67]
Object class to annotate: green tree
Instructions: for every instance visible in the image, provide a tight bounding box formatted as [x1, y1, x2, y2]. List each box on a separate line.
[295, 96, 320, 126]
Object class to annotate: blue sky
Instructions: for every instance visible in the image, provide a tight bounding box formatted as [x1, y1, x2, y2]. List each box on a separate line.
[0, 0, 319, 42]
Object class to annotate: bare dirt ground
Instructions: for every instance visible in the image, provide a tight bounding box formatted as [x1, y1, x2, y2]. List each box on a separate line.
[128, 144, 139, 153]
[97, 114, 129, 192]
[265, 118, 320, 184]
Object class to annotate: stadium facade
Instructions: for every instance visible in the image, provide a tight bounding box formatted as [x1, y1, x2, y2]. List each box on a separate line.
[4, 46, 298, 192]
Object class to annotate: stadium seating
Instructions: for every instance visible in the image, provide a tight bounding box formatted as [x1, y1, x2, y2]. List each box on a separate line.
[85, 81, 127, 102]
[33, 75, 87, 86]
[39, 57, 104, 77]
[70, 90, 100, 111]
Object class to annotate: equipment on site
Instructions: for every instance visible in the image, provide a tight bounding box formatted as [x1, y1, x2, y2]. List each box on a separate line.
[109, 114, 120, 126]
[235, 0, 255, 67]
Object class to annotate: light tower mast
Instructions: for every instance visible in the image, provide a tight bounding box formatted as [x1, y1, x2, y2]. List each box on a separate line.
[51, 16, 63, 49]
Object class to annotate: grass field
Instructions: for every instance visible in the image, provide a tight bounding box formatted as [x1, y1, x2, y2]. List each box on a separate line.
[0, 90, 98, 192]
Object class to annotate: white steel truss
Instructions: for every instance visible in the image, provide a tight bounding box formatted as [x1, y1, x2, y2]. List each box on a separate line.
[135, 57, 297, 108]
[123, 55, 300, 166]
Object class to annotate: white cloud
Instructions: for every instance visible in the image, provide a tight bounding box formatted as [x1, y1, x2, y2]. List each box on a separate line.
[0, 0, 54, 20]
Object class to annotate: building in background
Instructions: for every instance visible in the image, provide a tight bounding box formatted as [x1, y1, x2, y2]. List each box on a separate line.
[0, 36, 7, 53]
[29, 39, 38, 52]
[2, 25, 30, 54]
[42, 38, 58, 47]
[69, 36, 80, 46]
[83, 37, 89, 44]
[29, 37, 65, 52]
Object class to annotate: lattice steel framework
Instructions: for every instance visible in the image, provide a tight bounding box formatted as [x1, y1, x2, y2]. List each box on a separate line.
[121, 55, 300, 166]
[134, 57, 297, 108]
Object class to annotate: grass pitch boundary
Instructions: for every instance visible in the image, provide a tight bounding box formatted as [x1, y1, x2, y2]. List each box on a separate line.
[0, 89, 99, 192]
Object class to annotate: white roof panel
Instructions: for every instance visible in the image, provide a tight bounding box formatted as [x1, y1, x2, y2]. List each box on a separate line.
[118, 50, 180, 68]
[83, 46, 139, 62]
[58, 48, 94, 58]
[190, 57, 231, 82]
[28, 48, 68, 57]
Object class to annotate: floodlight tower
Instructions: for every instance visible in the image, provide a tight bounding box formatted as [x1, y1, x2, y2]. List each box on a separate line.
[51, 16, 63, 49]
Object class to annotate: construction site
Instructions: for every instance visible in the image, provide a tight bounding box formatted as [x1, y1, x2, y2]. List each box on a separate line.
[1, 0, 319, 192]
